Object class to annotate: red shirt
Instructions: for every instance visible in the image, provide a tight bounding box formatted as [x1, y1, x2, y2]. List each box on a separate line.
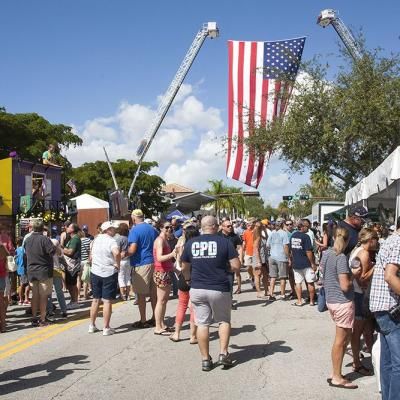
[153, 240, 173, 272]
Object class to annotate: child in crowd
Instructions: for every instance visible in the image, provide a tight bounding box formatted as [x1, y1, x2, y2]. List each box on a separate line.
[15, 238, 30, 305]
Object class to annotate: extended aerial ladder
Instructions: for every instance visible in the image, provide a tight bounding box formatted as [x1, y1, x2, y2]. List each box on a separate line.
[127, 22, 219, 199]
[317, 9, 362, 61]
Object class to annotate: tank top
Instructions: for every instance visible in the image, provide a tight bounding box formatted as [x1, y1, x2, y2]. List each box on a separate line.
[153, 239, 173, 273]
[349, 246, 363, 294]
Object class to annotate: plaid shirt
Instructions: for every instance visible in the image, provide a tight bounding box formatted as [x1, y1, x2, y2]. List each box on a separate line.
[370, 232, 400, 312]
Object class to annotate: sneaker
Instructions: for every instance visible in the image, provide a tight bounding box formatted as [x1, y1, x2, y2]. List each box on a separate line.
[61, 312, 68, 319]
[18, 301, 23, 306]
[38, 320, 50, 327]
[202, 356, 213, 372]
[88, 324, 100, 333]
[217, 353, 233, 368]
[31, 318, 39, 327]
[103, 327, 115, 336]
[66, 303, 80, 310]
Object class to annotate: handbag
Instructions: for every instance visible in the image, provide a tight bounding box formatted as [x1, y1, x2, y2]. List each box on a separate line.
[318, 286, 328, 312]
[7, 256, 17, 272]
[177, 273, 190, 292]
[64, 254, 81, 276]
[317, 251, 328, 312]
[81, 261, 91, 283]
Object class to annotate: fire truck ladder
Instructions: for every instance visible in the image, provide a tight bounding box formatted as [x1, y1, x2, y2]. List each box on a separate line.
[127, 22, 219, 199]
[317, 9, 362, 61]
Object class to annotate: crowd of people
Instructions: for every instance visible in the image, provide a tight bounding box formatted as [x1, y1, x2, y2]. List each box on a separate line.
[0, 205, 399, 397]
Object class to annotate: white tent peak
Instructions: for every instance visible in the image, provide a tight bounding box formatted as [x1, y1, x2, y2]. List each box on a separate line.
[70, 193, 109, 210]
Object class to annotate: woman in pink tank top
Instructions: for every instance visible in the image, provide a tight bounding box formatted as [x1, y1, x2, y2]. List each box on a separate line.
[153, 221, 176, 335]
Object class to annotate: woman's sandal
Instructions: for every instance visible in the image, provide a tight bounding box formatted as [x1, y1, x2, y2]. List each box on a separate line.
[169, 335, 181, 342]
[353, 365, 372, 376]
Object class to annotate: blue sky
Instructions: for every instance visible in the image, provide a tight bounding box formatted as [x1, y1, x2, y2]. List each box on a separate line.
[1, 1, 399, 206]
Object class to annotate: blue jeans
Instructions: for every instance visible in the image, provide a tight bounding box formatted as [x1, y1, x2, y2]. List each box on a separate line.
[47, 276, 67, 313]
[375, 311, 400, 400]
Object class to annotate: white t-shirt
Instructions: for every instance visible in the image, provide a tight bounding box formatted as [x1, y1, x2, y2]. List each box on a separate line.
[91, 234, 119, 278]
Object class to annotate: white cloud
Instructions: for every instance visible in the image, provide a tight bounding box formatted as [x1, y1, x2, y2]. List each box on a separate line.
[267, 172, 290, 189]
[63, 81, 309, 208]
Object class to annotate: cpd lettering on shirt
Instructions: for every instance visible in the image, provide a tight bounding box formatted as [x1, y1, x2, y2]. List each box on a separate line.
[191, 241, 217, 258]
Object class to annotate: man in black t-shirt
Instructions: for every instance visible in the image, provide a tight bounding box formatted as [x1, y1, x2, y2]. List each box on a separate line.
[181, 216, 241, 372]
[338, 206, 368, 255]
[218, 219, 243, 294]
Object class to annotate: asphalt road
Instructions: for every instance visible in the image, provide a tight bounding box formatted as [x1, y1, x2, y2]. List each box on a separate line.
[0, 280, 380, 400]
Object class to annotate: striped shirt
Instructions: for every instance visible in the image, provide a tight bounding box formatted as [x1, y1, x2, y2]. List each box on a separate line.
[80, 236, 92, 262]
[369, 233, 400, 312]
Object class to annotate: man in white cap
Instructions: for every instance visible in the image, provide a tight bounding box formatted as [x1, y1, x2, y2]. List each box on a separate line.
[128, 209, 158, 328]
[89, 221, 121, 336]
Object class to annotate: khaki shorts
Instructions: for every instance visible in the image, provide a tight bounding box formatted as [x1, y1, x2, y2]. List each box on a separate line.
[132, 264, 154, 295]
[244, 255, 253, 267]
[294, 268, 316, 284]
[30, 278, 53, 297]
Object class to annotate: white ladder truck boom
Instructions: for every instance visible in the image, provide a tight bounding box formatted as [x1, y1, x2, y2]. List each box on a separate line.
[128, 22, 219, 199]
[317, 9, 362, 61]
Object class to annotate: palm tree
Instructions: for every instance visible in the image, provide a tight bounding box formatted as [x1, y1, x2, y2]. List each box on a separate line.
[206, 180, 245, 220]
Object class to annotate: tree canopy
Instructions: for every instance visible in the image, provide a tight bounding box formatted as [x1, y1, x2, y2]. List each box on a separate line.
[247, 50, 400, 190]
[0, 109, 81, 168]
[70, 159, 168, 216]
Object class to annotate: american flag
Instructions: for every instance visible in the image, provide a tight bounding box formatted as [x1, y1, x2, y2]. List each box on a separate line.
[66, 179, 77, 194]
[226, 37, 306, 188]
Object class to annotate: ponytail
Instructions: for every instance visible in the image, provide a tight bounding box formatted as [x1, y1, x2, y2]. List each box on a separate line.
[333, 227, 349, 255]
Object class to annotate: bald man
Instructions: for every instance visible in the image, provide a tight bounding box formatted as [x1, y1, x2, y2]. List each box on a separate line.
[181, 216, 241, 371]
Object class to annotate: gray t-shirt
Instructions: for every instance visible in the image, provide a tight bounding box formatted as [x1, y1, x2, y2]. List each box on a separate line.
[321, 248, 354, 304]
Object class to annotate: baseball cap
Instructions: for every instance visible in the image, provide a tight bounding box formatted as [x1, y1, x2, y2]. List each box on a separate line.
[100, 221, 119, 232]
[261, 219, 269, 225]
[349, 206, 368, 218]
[131, 209, 144, 217]
[276, 217, 285, 224]
[389, 225, 395, 232]
[82, 224, 89, 231]
[144, 218, 153, 224]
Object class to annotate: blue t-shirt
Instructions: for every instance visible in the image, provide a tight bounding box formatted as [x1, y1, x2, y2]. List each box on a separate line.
[267, 229, 289, 262]
[290, 231, 313, 269]
[181, 234, 238, 292]
[128, 223, 158, 267]
[15, 246, 25, 276]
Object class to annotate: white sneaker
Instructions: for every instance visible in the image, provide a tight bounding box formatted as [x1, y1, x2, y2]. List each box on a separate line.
[103, 327, 115, 336]
[88, 324, 100, 333]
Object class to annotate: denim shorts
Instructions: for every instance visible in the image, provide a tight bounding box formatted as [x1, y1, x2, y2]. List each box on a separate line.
[91, 272, 118, 300]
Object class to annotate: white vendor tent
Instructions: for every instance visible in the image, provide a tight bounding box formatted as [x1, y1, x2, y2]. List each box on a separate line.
[71, 193, 110, 210]
[345, 146, 400, 222]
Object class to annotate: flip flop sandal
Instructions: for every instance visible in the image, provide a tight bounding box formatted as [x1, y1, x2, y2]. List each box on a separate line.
[234, 289, 241, 294]
[353, 365, 372, 376]
[190, 339, 198, 345]
[169, 336, 181, 342]
[132, 321, 151, 329]
[292, 303, 304, 307]
[328, 381, 358, 389]
[154, 330, 171, 336]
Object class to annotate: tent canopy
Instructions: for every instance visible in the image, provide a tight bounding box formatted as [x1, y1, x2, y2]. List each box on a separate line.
[345, 146, 400, 221]
[70, 193, 109, 210]
[166, 209, 189, 221]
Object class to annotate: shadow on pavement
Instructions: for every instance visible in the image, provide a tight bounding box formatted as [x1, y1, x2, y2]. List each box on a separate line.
[236, 299, 272, 308]
[0, 355, 90, 395]
[209, 324, 257, 342]
[230, 340, 292, 366]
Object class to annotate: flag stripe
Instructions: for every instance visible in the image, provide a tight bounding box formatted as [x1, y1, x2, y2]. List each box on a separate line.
[227, 41, 234, 172]
[226, 37, 305, 188]
[232, 41, 245, 180]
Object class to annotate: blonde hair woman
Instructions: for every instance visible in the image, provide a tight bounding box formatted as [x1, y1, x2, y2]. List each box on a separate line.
[321, 227, 362, 389]
[350, 228, 378, 375]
